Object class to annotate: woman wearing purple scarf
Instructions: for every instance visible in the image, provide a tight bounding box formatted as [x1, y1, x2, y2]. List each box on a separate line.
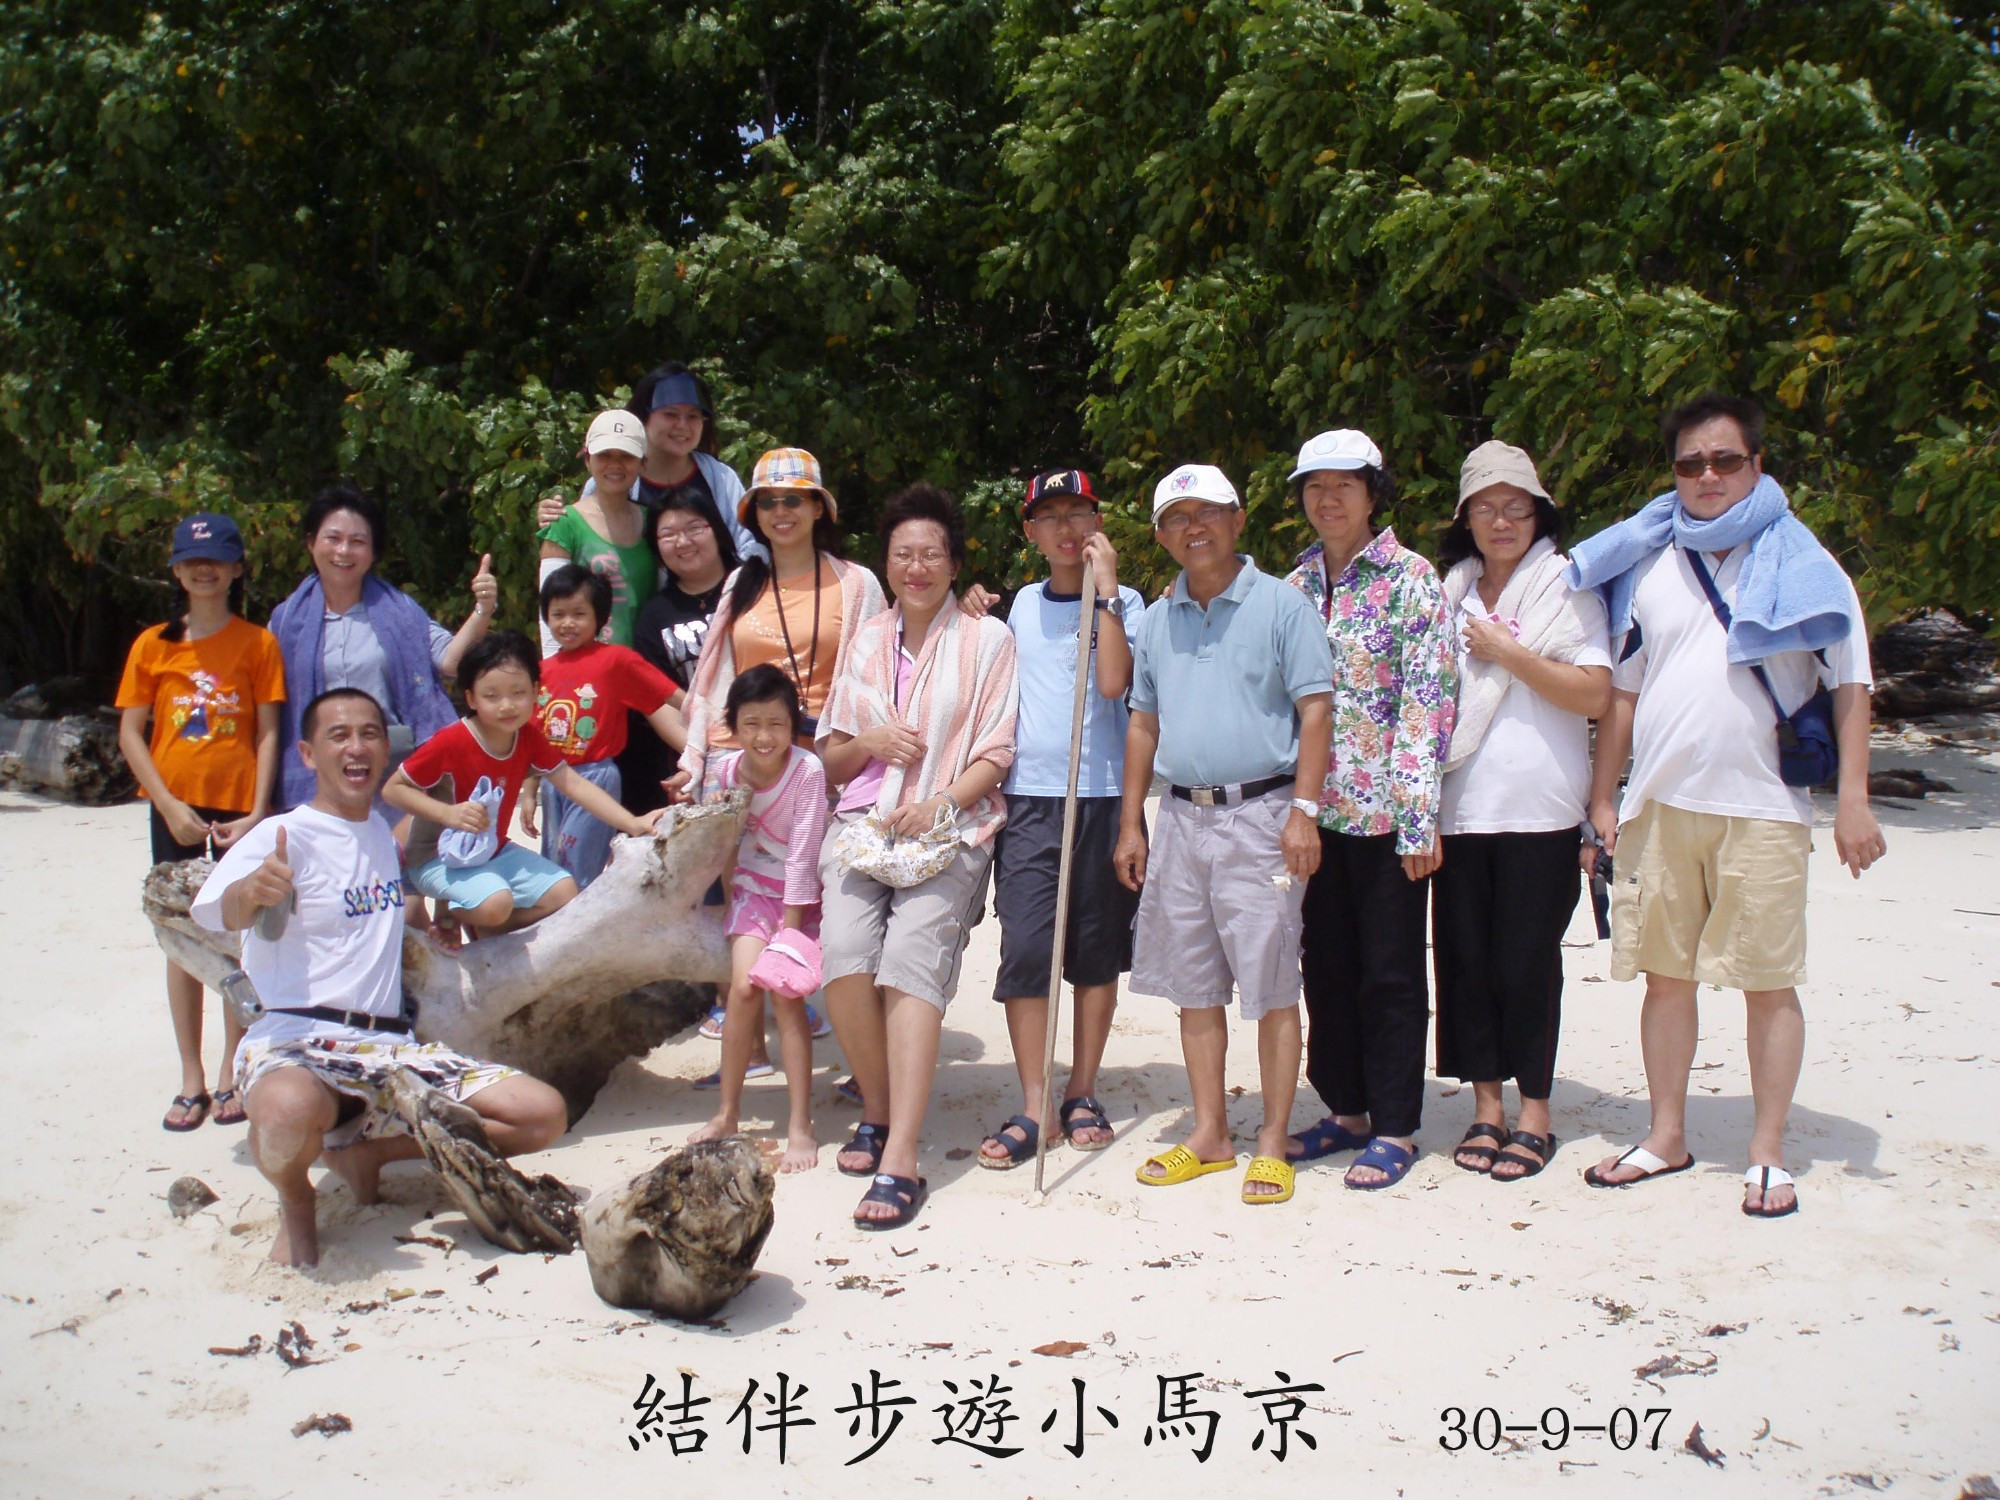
[267, 483, 495, 810]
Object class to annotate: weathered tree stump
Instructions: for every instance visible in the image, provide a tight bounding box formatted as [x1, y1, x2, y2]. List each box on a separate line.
[580, 1138, 775, 1320]
[140, 795, 749, 1121]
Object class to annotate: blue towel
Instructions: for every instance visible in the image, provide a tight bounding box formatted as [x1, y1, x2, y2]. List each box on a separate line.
[269, 572, 458, 809]
[1563, 474, 1860, 664]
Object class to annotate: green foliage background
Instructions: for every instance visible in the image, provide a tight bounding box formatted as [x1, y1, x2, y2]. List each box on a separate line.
[2, 0, 1995, 688]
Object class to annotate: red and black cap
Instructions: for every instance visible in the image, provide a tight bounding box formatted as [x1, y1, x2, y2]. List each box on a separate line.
[1023, 469, 1097, 516]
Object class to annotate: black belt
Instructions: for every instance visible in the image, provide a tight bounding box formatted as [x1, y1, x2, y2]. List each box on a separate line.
[267, 1006, 413, 1035]
[1166, 773, 1293, 808]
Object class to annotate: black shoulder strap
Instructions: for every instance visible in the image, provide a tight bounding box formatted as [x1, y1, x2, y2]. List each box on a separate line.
[1681, 546, 1789, 720]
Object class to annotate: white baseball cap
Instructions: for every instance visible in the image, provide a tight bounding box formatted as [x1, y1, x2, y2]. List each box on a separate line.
[1150, 463, 1240, 525]
[1288, 428, 1383, 482]
[585, 409, 647, 458]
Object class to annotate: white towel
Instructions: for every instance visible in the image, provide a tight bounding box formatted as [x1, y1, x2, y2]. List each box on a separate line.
[1442, 537, 1591, 772]
[436, 775, 504, 868]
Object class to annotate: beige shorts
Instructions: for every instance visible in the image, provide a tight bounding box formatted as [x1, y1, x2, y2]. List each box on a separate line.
[1610, 801, 1811, 990]
[818, 812, 993, 1012]
[1129, 790, 1304, 1020]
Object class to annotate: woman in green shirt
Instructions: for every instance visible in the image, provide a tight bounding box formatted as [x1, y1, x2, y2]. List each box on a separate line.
[537, 410, 658, 648]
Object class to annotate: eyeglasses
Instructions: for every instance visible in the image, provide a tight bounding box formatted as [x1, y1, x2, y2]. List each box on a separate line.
[1466, 500, 1536, 522]
[754, 494, 810, 512]
[1156, 504, 1233, 534]
[1671, 451, 1752, 479]
[1029, 508, 1099, 531]
[656, 522, 712, 547]
[889, 548, 952, 568]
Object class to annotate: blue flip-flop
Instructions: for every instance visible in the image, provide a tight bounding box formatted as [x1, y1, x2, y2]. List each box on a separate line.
[1344, 1137, 1418, 1191]
[1288, 1117, 1372, 1162]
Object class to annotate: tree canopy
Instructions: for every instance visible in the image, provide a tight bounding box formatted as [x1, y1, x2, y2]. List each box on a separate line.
[2, 0, 1995, 686]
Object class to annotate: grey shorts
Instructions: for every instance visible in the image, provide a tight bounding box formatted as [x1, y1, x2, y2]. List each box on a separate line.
[1128, 790, 1304, 1020]
[818, 811, 993, 1012]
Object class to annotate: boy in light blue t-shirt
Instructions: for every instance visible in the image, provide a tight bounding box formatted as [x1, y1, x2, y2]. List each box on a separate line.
[979, 470, 1146, 1170]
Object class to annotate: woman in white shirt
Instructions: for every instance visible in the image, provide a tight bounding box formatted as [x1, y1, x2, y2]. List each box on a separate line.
[1433, 443, 1612, 1182]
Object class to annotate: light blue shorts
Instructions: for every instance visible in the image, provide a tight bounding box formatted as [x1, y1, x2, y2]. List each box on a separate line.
[409, 842, 574, 914]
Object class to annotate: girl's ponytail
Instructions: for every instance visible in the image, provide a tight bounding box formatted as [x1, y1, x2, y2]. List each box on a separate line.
[159, 582, 192, 644]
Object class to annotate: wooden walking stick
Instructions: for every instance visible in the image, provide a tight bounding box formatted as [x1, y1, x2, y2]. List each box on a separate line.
[1032, 567, 1099, 1196]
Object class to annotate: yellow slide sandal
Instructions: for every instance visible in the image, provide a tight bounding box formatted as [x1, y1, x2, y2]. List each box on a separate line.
[1135, 1144, 1238, 1187]
[1240, 1154, 1295, 1205]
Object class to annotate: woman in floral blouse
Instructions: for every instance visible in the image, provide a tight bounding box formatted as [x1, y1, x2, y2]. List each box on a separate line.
[1282, 429, 1457, 1191]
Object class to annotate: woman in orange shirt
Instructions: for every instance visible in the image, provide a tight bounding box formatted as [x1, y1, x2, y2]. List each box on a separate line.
[116, 514, 285, 1131]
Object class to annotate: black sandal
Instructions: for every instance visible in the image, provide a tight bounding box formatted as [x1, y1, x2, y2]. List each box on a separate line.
[979, 1116, 1040, 1170]
[1454, 1121, 1507, 1173]
[837, 1122, 890, 1178]
[854, 1173, 927, 1230]
[1059, 1095, 1114, 1152]
[1492, 1130, 1557, 1181]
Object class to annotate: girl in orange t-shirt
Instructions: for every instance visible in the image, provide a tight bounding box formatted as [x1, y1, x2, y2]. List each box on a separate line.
[115, 513, 286, 1132]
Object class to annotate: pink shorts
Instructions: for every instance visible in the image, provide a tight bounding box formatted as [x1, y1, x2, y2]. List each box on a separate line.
[724, 888, 820, 944]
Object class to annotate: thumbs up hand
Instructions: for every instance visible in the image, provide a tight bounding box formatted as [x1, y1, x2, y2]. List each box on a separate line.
[471, 553, 498, 617]
[244, 825, 295, 911]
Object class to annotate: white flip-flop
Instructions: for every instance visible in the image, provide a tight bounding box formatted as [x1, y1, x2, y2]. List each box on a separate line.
[1741, 1164, 1799, 1218]
[1583, 1144, 1697, 1188]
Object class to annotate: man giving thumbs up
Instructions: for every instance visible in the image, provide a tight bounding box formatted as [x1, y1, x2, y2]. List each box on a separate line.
[191, 687, 567, 1268]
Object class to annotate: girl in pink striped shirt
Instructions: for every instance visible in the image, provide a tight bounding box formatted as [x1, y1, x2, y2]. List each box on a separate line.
[688, 665, 829, 1172]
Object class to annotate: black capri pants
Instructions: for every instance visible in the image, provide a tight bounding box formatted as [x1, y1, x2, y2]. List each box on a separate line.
[1431, 828, 1583, 1099]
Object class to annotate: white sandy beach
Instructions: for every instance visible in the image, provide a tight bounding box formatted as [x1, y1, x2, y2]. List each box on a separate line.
[2, 730, 1997, 1497]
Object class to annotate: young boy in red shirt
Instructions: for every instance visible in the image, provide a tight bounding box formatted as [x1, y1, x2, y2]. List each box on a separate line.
[524, 565, 687, 885]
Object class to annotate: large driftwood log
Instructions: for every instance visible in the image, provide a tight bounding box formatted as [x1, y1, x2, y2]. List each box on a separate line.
[141, 795, 749, 1119]
[0, 712, 135, 804]
[580, 1138, 775, 1320]
[1872, 610, 2000, 719]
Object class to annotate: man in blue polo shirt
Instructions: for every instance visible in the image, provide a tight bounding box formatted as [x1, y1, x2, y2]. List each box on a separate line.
[1115, 463, 1335, 1205]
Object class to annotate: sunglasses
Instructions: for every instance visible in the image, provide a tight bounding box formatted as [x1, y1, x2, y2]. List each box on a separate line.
[753, 493, 811, 512]
[1671, 451, 1752, 479]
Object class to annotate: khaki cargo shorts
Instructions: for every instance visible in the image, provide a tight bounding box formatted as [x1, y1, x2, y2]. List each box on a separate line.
[1609, 801, 1810, 991]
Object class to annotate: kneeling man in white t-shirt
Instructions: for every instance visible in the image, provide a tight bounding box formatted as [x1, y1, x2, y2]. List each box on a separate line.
[193, 687, 567, 1268]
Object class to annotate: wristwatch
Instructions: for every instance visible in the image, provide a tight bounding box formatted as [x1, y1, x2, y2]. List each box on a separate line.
[1291, 798, 1321, 819]
[1093, 595, 1123, 619]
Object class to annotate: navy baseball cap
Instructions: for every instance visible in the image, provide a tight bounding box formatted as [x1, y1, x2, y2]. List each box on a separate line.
[169, 512, 244, 565]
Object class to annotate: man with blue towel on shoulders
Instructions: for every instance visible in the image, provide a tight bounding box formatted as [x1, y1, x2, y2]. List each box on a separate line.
[1569, 393, 1886, 1221]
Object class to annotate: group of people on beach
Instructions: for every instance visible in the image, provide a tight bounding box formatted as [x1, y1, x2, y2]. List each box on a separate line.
[116, 363, 1887, 1262]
